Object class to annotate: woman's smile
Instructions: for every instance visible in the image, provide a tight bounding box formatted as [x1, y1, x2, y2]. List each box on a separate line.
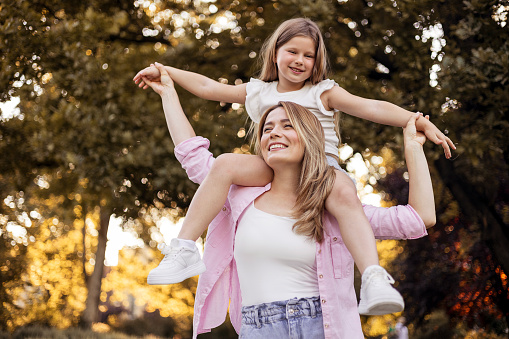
[268, 142, 288, 151]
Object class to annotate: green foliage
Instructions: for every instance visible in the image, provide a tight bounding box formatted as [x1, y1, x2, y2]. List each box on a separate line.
[1, 0, 194, 220]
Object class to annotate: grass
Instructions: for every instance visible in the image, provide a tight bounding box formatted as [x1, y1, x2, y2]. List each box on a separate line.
[2, 325, 161, 339]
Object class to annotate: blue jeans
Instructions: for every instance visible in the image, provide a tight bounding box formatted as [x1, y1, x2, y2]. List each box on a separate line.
[239, 297, 325, 339]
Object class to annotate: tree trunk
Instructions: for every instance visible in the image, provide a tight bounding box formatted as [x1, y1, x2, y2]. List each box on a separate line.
[82, 203, 89, 285]
[435, 157, 509, 275]
[80, 206, 110, 328]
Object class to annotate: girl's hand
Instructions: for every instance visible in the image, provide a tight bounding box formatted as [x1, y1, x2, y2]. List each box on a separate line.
[141, 62, 175, 96]
[133, 64, 161, 89]
[415, 116, 455, 158]
[404, 113, 428, 147]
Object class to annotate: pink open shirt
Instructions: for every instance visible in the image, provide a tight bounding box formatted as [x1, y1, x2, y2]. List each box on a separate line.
[175, 136, 428, 339]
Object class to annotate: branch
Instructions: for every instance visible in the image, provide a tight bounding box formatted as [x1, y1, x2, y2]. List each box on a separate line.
[107, 33, 172, 45]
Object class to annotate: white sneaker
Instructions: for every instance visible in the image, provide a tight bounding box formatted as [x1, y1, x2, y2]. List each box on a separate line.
[147, 238, 206, 285]
[358, 265, 404, 315]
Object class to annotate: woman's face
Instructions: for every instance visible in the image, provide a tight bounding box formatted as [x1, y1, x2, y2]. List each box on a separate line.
[260, 107, 304, 168]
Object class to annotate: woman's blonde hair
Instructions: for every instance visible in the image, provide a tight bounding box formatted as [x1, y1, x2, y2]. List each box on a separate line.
[257, 18, 330, 85]
[254, 102, 336, 243]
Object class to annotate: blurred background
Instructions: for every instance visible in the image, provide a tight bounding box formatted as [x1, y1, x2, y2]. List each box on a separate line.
[0, 0, 508, 338]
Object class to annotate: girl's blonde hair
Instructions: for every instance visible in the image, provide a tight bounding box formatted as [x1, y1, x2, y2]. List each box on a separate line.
[258, 18, 330, 85]
[254, 102, 336, 243]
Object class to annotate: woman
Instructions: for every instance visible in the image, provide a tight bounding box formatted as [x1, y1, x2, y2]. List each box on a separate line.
[142, 63, 435, 338]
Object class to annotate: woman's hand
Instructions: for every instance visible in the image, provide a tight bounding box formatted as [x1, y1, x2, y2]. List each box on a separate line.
[140, 62, 175, 96]
[404, 113, 428, 147]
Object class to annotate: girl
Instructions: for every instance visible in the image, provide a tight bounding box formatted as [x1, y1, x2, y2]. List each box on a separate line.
[134, 18, 451, 315]
[142, 63, 435, 338]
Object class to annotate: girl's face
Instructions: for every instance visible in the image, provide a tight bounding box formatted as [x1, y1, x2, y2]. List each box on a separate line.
[275, 36, 316, 90]
[260, 107, 304, 168]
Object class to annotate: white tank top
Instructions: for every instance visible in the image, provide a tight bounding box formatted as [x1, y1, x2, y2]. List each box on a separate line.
[234, 202, 319, 306]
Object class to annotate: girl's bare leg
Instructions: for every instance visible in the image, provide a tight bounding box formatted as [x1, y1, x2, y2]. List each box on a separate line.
[325, 170, 378, 273]
[178, 153, 273, 240]
[325, 169, 404, 315]
[148, 153, 273, 285]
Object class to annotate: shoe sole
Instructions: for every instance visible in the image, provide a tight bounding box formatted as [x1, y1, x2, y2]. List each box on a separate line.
[358, 296, 404, 316]
[147, 261, 206, 285]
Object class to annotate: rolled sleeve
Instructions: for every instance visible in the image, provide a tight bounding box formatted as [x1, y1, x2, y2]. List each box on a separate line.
[174, 136, 214, 185]
[363, 204, 427, 240]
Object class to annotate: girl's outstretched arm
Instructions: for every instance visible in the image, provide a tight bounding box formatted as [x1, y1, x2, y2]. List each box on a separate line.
[134, 62, 247, 105]
[404, 114, 436, 228]
[322, 85, 456, 158]
[141, 63, 196, 146]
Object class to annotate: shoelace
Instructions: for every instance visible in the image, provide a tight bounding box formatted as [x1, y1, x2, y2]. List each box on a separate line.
[364, 268, 395, 286]
[158, 243, 182, 260]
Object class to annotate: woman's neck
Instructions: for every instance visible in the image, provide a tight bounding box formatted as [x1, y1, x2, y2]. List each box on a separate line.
[269, 166, 300, 197]
[256, 167, 300, 216]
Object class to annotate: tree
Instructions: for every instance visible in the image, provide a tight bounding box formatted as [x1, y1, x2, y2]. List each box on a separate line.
[433, 0, 509, 300]
[1, 0, 200, 328]
[363, 0, 509, 331]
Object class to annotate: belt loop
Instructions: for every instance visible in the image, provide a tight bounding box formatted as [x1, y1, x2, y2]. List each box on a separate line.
[254, 305, 261, 328]
[287, 298, 298, 306]
[307, 298, 317, 318]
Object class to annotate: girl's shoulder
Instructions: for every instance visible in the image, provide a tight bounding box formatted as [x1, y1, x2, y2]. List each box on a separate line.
[311, 79, 339, 105]
[312, 79, 338, 92]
